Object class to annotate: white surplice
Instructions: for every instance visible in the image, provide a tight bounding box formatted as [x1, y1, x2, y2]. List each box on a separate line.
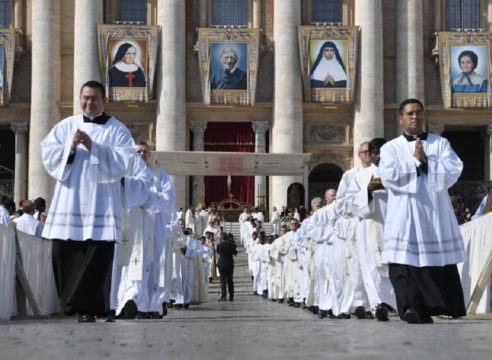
[41, 115, 135, 242]
[112, 154, 153, 312]
[14, 213, 44, 237]
[345, 164, 396, 310]
[379, 134, 465, 267]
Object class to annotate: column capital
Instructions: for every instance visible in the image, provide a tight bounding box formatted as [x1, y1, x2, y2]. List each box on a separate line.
[189, 121, 208, 134]
[252, 120, 270, 134]
[486, 123, 492, 136]
[11, 122, 29, 134]
[427, 123, 445, 135]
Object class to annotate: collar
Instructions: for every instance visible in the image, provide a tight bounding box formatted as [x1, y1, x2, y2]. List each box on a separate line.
[83, 112, 111, 125]
[403, 132, 428, 142]
[225, 66, 237, 75]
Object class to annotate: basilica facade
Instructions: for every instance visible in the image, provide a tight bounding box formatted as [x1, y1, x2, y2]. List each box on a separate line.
[0, 0, 491, 213]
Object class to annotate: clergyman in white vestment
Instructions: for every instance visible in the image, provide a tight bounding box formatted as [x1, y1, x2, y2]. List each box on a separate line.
[379, 98, 466, 324]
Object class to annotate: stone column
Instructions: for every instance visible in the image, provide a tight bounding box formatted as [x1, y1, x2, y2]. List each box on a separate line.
[427, 123, 445, 135]
[252, 120, 269, 207]
[199, 0, 207, 27]
[253, 0, 261, 28]
[14, 0, 23, 30]
[271, 0, 303, 209]
[485, 124, 492, 181]
[396, 0, 424, 102]
[190, 121, 207, 207]
[156, 0, 186, 209]
[353, 0, 384, 160]
[73, 0, 103, 113]
[11, 122, 28, 203]
[29, 0, 61, 200]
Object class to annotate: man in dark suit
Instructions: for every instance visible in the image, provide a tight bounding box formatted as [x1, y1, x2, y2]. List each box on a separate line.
[216, 233, 238, 301]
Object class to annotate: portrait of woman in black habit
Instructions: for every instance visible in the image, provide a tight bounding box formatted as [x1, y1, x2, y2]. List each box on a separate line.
[108, 42, 146, 88]
[310, 41, 347, 88]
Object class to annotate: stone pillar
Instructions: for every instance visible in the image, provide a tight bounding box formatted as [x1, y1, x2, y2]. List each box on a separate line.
[427, 123, 445, 135]
[199, 0, 207, 27]
[395, 0, 424, 134]
[73, 0, 103, 113]
[485, 124, 492, 181]
[29, 0, 61, 200]
[14, 0, 23, 30]
[353, 0, 384, 160]
[11, 122, 28, 203]
[271, 0, 303, 210]
[252, 120, 269, 207]
[156, 0, 186, 209]
[253, 0, 261, 28]
[190, 121, 207, 207]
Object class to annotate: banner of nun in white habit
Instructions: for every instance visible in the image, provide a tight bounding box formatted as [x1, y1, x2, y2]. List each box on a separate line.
[197, 28, 260, 106]
[0, 29, 15, 106]
[438, 32, 492, 108]
[97, 25, 159, 102]
[298, 26, 358, 104]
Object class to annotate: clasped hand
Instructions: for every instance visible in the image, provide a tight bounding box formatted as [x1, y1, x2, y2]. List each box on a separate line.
[414, 138, 426, 163]
[72, 129, 92, 151]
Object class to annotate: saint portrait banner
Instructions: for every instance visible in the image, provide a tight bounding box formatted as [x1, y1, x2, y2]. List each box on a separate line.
[97, 25, 159, 102]
[197, 28, 260, 106]
[0, 29, 15, 106]
[298, 26, 359, 104]
[438, 32, 492, 108]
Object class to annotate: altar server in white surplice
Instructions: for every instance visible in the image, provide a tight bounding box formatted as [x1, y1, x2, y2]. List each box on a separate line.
[147, 164, 176, 317]
[13, 200, 44, 237]
[109, 149, 152, 317]
[284, 219, 302, 306]
[41, 81, 135, 322]
[345, 138, 396, 321]
[379, 98, 466, 324]
[335, 142, 373, 318]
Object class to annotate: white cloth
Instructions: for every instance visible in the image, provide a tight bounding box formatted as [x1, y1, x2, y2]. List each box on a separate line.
[379, 134, 465, 267]
[41, 114, 135, 242]
[0, 205, 10, 225]
[16, 230, 59, 315]
[311, 56, 347, 83]
[0, 224, 16, 320]
[458, 212, 492, 313]
[472, 195, 488, 220]
[14, 213, 44, 237]
[185, 209, 196, 233]
[345, 164, 396, 310]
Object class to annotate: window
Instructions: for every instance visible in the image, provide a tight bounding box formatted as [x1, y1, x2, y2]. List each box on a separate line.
[446, 0, 481, 30]
[212, 0, 248, 26]
[119, 0, 147, 23]
[312, 0, 342, 24]
[0, 0, 12, 27]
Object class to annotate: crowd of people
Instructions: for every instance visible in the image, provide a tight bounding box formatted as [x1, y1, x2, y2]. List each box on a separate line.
[0, 92, 488, 325]
[239, 98, 476, 324]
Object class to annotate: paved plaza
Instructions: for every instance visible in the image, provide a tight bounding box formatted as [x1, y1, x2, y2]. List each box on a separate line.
[1, 248, 491, 360]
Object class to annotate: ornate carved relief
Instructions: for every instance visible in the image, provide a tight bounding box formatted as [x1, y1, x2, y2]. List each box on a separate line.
[305, 123, 347, 145]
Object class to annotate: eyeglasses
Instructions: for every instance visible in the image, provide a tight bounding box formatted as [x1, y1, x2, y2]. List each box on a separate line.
[403, 111, 423, 116]
[358, 150, 370, 154]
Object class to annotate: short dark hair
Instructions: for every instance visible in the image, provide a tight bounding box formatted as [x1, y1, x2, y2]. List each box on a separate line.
[458, 50, 478, 70]
[80, 80, 106, 98]
[398, 98, 424, 115]
[138, 141, 149, 147]
[368, 138, 387, 153]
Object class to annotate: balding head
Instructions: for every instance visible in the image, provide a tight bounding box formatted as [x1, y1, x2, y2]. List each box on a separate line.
[21, 200, 35, 214]
[325, 189, 336, 205]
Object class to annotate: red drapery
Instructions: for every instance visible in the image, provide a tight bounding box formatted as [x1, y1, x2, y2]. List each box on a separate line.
[204, 123, 255, 207]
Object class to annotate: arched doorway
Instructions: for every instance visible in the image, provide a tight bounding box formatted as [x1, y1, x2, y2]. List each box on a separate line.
[308, 163, 344, 205]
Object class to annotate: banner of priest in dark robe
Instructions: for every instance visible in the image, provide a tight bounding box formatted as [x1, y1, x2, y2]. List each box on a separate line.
[438, 32, 492, 108]
[97, 25, 159, 102]
[197, 28, 260, 106]
[0, 29, 15, 106]
[298, 26, 358, 104]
